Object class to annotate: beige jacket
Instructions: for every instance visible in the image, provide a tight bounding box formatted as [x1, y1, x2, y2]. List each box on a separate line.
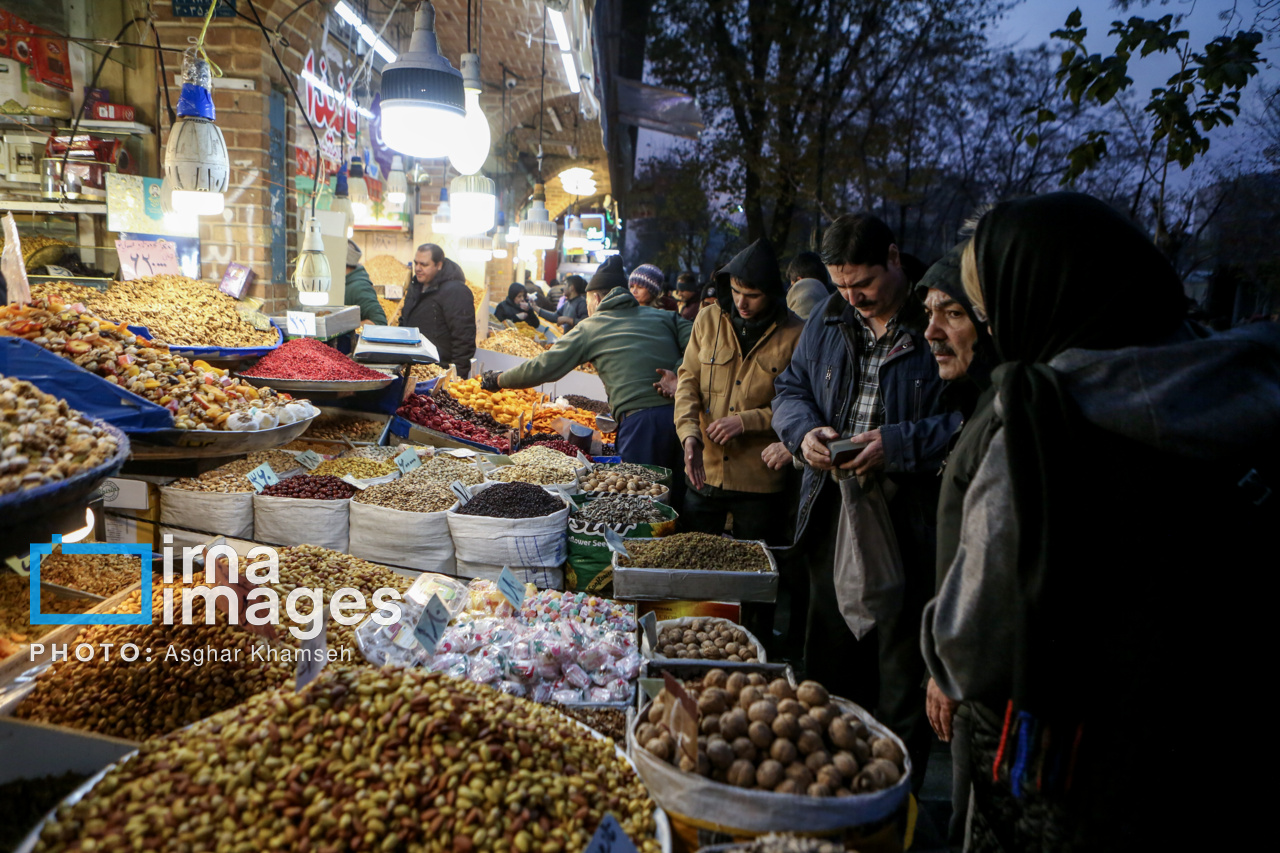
[674, 305, 804, 493]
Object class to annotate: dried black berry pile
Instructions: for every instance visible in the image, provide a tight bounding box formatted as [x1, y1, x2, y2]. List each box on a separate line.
[454, 482, 565, 518]
[260, 474, 356, 500]
[564, 394, 610, 414]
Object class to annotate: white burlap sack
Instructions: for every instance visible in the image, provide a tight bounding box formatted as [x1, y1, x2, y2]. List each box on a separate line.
[348, 499, 458, 574]
[160, 486, 255, 538]
[446, 482, 569, 589]
[252, 494, 351, 551]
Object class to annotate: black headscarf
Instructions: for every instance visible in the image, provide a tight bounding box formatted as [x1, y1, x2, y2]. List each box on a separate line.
[968, 192, 1187, 722]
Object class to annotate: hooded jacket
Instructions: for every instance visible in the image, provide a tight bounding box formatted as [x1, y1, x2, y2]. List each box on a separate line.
[343, 265, 387, 324]
[494, 283, 538, 328]
[499, 287, 693, 418]
[675, 239, 804, 493]
[399, 258, 476, 376]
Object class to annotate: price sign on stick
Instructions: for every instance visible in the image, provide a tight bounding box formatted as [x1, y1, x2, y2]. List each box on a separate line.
[295, 450, 323, 470]
[5, 555, 31, 577]
[295, 607, 328, 691]
[449, 480, 472, 505]
[603, 527, 631, 559]
[395, 447, 422, 475]
[286, 310, 318, 337]
[246, 463, 279, 492]
[497, 566, 526, 609]
[340, 474, 369, 491]
[584, 815, 638, 853]
[413, 594, 451, 656]
[115, 239, 181, 280]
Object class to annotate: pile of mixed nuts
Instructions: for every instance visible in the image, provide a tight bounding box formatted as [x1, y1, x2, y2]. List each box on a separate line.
[0, 375, 119, 495]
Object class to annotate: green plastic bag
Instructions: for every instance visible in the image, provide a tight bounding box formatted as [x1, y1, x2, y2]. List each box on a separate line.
[566, 495, 678, 593]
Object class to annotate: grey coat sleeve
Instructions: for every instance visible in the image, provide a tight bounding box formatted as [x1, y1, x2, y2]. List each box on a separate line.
[922, 427, 1016, 703]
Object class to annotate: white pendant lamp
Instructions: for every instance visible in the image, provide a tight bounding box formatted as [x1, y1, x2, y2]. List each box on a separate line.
[517, 184, 559, 250]
[293, 216, 332, 306]
[379, 2, 465, 159]
[432, 187, 452, 234]
[161, 49, 229, 217]
[507, 220, 521, 244]
[450, 173, 496, 235]
[449, 53, 491, 176]
[386, 155, 408, 204]
[562, 215, 588, 252]
[558, 167, 596, 197]
[331, 167, 355, 239]
[459, 234, 493, 262]
[492, 212, 508, 258]
[347, 157, 370, 217]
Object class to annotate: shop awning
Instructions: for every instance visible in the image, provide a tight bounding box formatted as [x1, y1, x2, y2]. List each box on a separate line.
[613, 77, 704, 139]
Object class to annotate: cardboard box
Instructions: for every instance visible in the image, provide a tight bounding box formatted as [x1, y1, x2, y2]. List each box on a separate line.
[87, 102, 135, 122]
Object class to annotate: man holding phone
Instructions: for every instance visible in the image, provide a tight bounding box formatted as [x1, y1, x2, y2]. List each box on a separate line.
[772, 213, 960, 789]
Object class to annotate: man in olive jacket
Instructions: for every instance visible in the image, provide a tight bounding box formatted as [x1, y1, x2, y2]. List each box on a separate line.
[344, 240, 387, 325]
[399, 243, 476, 378]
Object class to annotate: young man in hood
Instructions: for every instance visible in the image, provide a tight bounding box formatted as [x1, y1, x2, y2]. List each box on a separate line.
[399, 243, 477, 378]
[481, 256, 692, 473]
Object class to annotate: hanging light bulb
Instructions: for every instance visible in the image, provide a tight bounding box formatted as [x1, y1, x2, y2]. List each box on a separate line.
[293, 215, 332, 307]
[347, 157, 370, 218]
[450, 173, 495, 235]
[558, 167, 596, 197]
[448, 53, 492, 175]
[386, 155, 408, 204]
[562, 215, 588, 252]
[517, 183, 559, 250]
[432, 187, 452, 234]
[492, 211, 508, 258]
[162, 49, 229, 217]
[507, 217, 521, 244]
[331, 166, 355, 239]
[459, 234, 493, 262]
[379, 2, 464, 158]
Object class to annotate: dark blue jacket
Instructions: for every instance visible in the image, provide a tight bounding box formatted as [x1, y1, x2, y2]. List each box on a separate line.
[772, 291, 960, 544]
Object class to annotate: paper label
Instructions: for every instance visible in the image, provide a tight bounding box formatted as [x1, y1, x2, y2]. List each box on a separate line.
[384, 284, 403, 299]
[340, 474, 369, 490]
[497, 566, 526, 609]
[449, 480, 471, 505]
[577, 450, 593, 471]
[639, 611, 658, 649]
[286, 310, 319, 337]
[115, 238, 181, 280]
[246, 463, 279, 492]
[295, 450, 323, 470]
[413, 593, 451, 656]
[394, 447, 422, 475]
[603, 527, 630, 558]
[440, 448, 477, 458]
[584, 814, 638, 853]
[295, 607, 328, 691]
[5, 555, 31, 577]
[638, 677, 665, 701]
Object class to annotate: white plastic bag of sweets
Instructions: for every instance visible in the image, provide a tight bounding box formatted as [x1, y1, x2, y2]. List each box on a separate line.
[160, 486, 255, 539]
[446, 482, 569, 589]
[252, 494, 351, 551]
[348, 499, 459, 574]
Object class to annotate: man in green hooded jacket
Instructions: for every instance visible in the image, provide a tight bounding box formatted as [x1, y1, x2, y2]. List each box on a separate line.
[344, 240, 387, 326]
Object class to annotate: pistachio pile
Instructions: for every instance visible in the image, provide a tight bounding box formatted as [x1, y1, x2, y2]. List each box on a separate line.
[656, 619, 760, 662]
[344, 445, 403, 460]
[581, 469, 664, 498]
[0, 374, 119, 495]
[0, 573, 93, 660]
[354, 478, 457, 513]
[62, 275, 278, 348]
[640, 670, 906, 795]
[577, 495, 666, 525]
[312, 456, 396, 479]
[620, 533, 771, 573]
[305, 413, 386, 442]
[37, 547, 141, 597]
[168, 450, 300, 493]
[404, 455, 486, 488]
[34, 668, 661, 853]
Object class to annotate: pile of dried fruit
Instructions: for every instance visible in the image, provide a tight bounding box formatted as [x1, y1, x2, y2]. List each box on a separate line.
[641, 670, 906, 795]
[353, 477, 457, 513]
[655, 618, 761, 662]
[562, 394, 610, 414]
[0, 374, 119, 495]
[445, 376, 544, 428]
[259, 474, 356, 500]
[0, 574, 94, 659]
[33, 668, 661, 853]
[37, 547, 141, 597]
[241, 337, 391, 382]
[518, 436, 583, 458]
[403, 455, 486, 488]
[38, 275, 278, 348]
[0, 300, 309, 430]
[483, 328, 548, 358]
[620, 533, 770, 572]
[167, 450, 301, 493]
[455, 482, 565, 519]
[304, 412, 386, 442]
[531, 403, 614, 441]
[397, 392, 512, 453]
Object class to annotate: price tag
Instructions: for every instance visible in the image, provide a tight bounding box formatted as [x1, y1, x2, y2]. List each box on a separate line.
[295, 450, 323, 470]
[395, 447, 422, 475]
[584, 814, 638, 853]
[246, 463, 279, 493]
[115, 238, 181, 280]
[639, 611, 658, 649]
[449, 480, 472, 505]
[638, 677, 665, 702]
[547, 484, 574, 504]
[497, 566, 526, 609]
[5, 555, 31, 577]
[603, 527, 631, 559]
[384, 284, 403, 300]
[340, 474, 369, 490]
[577, 450, 593, 471]
[286, 310, 318, 337]
[295, 607, 328, 691]
[413, 593, 451, 656]
[440, 448, 477, 458]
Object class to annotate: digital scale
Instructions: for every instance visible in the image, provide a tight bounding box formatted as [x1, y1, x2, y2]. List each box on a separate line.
[352, 326, 441, 364]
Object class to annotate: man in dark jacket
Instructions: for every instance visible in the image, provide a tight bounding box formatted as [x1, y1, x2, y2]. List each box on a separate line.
[772, 213, 959, 789]
[494, 282, 539, 328]
[399, 243, 476, 378]
[538, 274, 589, 330]
[344, 241, 387, 325]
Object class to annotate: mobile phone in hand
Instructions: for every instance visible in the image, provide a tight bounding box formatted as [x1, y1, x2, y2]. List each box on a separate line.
[828, 436, 869, 467]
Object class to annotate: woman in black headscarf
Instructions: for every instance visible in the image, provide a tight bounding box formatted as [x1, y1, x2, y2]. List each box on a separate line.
[493, 282, 539, 328]
[924, 192, 1280, 851]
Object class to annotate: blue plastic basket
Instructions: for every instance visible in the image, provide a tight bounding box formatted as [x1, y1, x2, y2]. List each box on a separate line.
[125, 318, 284, 360]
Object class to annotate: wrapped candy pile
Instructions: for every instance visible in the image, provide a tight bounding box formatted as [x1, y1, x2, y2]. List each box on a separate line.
[356, 578, 640, 706]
